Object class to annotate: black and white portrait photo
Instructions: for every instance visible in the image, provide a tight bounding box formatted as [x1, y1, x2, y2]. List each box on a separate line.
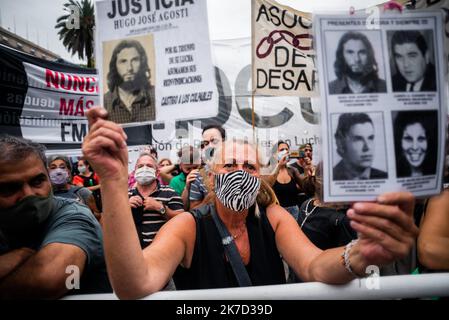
[388, 30, 437, 92]
[326, 31, 387, 95]
[102, 34, 156, 124]
[393, 110, 438, 178]
[332, 112, 388, 181]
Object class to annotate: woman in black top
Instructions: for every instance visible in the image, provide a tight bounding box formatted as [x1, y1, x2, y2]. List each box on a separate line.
[267, 141, 313, 221]
[298, 166, 357, 250]
[82, 106, 418, 299]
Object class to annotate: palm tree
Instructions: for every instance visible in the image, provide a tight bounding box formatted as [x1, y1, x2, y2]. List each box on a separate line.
[55, 0, 95, 68]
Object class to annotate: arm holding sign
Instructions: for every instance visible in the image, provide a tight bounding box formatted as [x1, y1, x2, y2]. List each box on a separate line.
[418, 189, 449, 270]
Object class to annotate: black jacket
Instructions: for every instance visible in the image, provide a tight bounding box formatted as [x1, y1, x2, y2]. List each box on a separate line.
[392, 63, 436, 92]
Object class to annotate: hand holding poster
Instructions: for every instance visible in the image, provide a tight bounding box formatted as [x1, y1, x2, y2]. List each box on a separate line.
[94, 0, 217, 125]
[314, 11, 447, 202]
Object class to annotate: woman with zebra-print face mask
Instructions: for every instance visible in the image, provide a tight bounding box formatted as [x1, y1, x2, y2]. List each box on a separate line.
[82, 106, 418, 299]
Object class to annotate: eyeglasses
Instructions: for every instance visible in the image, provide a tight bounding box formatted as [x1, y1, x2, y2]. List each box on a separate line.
[201, 138, 221, 149]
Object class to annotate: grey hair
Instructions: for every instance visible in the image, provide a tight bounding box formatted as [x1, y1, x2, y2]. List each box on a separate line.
[47, 154, 72, 172]
[136, 152, 158, 167]
[0, 134, 47, 167]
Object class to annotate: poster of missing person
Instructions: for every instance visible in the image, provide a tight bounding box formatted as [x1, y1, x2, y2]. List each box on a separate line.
[94, 0, 218, 126]
[314, 11, 447, 202]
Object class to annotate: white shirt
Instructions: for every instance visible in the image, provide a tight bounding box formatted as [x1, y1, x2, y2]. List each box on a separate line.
[406, 78, 424, 92]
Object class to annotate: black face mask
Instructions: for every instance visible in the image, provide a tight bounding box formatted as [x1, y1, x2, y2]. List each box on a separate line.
[0, 194, 53, 237]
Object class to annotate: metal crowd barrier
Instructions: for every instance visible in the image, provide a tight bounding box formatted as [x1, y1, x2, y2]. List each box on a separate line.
[63, 273, 449, 300]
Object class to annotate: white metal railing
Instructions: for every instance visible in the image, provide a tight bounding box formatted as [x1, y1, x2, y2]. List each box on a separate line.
[63, 273, 449, 300]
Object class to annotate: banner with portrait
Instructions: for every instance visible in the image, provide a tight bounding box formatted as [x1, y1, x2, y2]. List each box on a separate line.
[314, 11, 447, 202]
[0, 39, 322, 171]
[94, 0, 218, 125]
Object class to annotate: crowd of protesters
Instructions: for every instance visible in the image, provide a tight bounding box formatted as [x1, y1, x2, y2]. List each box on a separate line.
[0, 106, 448, 299]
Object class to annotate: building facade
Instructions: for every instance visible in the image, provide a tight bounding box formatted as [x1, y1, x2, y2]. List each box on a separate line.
[0, 26, 59, 61]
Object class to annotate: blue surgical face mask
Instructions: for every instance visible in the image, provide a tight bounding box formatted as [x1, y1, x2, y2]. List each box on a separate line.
[78, 165, 87, 174]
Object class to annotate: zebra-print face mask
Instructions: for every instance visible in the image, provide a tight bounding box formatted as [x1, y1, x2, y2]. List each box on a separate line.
[214, 170, 261, 212]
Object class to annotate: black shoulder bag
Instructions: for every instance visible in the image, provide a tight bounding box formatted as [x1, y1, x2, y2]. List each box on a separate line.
[208, 205, 253, 287]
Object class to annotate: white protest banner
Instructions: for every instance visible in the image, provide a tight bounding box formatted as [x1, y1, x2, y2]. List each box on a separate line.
[20, 63, 97, 144]
[94, 0, 218, 125]
[128, 37, 322, 171]
[0, 44, 98, 149]
[251, 0, 318, 97]
[314, 11, 447, 202]
[0, 38, 322, 163]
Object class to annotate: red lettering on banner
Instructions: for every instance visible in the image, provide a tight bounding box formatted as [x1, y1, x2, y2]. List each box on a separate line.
[60, 98, 74, 115]
[46, 69, 59, 89]
[60, 73, 73, 90]
[85, 77, 96, 93]
[46, 69, 98, 93]
[60, 97, 94, 116]
[73, 76, 85, 91]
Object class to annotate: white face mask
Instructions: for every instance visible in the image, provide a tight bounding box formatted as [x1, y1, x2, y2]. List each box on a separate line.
[135, 166, 157, 185]
[277, 149, 289, 162]
[49, 168, 69, 186]
[78, 165, 87, 174]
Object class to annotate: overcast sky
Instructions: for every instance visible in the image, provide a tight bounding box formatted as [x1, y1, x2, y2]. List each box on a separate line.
[0, 0, 384, 64]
